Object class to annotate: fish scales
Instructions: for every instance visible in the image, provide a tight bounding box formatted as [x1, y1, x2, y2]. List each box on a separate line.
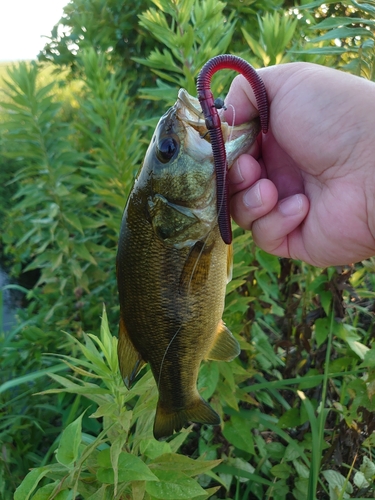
[116, 89, 260, 439]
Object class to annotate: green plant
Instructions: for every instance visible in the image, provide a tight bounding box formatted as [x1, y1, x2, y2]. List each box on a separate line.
[295, 0, 375, 79]
[14, 308, 221, 499]
[3, 0, 375, 498]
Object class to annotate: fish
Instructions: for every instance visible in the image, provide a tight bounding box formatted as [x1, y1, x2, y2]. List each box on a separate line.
[116, 88, 260, 440]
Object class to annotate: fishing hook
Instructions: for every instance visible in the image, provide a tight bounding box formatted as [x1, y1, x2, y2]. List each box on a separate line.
[196, 54, 269, 244]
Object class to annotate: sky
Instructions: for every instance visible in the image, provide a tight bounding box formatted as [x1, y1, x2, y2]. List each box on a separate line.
[0, 0, 69, 62]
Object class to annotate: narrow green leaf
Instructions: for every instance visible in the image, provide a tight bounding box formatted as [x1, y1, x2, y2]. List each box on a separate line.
[14, 467, 50, 500]
[75, 242, 97, 265]
[150, 453, 221, 477]
[311, 26, 373, 42]
[214, 465, 274, 486]
[0, 364, 67, 394]
[312, 16, 375, 29]
[30, 482, 59, 500]
[291, 47, 352, 55]
[56, 411, 85, 467]
[314, 318, 330, 347]
[63, 212, 84, 233]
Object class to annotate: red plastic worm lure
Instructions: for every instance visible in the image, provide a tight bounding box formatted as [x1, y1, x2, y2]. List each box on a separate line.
[196, 55, 269, 244]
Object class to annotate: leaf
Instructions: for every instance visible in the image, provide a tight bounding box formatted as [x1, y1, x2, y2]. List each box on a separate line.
[28, 482, 57, 500]
[86, 484, 112, 500]
[225, 457, 255, 483]
[111, 434, 128, 494]
[145, 470, 207, 499]
[140, 439, 172, 460]
[298, 369, 322, 390]
[214, 464, 274, 486]
[198, 362, 219, 400]
[97, 450, 159, 484]
[322, 470, 353, 499]
[256, 249, 280, 276]
[14, 467, 50, 500]
[347, 340, 369, 359]
[335, 323, 370, 359]
[56, 411, 85, 467]
[62, 212, 83, 233]
[270, 463, 293, 479]
[150, 453, 221, 477]
[0, 363, 67, 394]
[278, 408, 300, 429]
[360, 455, 375, 480]
[352, 0, 375, 14]
[312, 16, 375, 29]
[291, 47, 351, 55]
[222, 415, 255, 454]
[284, 443, 304, 462]
[353, 471, 369, 489]
[314, 318, 330, 347]
[293, 460, 310, 479]
[217, 380, 239, 411]
[74, 242, 97, 265]
[311, 26, 374, 42]
[132, 481, 146, 500]
[362, 432, 375, 447]
[320, 290, 332, 316]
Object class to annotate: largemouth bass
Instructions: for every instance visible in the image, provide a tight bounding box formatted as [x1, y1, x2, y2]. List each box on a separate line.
[117, 89, 260, 439]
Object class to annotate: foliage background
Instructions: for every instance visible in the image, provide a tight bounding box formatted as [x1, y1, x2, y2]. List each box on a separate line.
[1, 0, 375, 498]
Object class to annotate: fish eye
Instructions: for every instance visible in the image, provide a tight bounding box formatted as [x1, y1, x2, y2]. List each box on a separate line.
[156, 137, 178, 163]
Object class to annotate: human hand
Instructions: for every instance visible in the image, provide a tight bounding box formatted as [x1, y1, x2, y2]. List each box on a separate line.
[225, 62, 375, 267]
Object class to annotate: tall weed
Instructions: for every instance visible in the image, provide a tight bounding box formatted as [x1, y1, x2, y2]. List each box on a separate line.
[2, 0, 375, 499]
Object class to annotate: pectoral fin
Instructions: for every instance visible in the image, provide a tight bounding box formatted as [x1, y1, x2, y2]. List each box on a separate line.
[117, 317, 145, 388]
[206, 321, 240, 361]
[179, 240, 211, 295]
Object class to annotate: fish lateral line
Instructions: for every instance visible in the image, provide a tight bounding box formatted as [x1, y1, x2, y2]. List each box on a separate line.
[196, 54, 269, 245]
[158, 236, 211, 388]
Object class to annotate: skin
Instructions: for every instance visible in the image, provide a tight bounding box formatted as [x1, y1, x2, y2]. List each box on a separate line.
[224, 62, 375, 267]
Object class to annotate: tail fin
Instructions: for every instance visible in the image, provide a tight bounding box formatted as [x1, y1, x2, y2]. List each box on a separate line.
[153, 396, 220, 440]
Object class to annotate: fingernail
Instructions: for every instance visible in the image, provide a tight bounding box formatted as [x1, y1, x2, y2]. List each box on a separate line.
[243, 182, 262, 208]
[278, 195, 303, 216]
[230, 158, 245, 184]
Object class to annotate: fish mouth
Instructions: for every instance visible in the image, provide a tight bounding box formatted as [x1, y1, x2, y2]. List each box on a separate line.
[176, 88, 261, 148]
[176, 89, 210, 139]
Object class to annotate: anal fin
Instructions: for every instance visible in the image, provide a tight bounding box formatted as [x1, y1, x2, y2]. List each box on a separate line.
[117, 316, 145, 389]
[206, 321, 240, 361]
[153, 396, 220, 440]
